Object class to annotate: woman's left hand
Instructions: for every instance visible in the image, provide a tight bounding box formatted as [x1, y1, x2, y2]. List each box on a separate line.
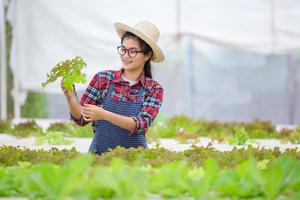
[80, 104, 107, 122]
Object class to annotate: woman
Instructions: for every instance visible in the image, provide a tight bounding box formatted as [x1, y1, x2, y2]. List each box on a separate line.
[62, 21, 164, 154]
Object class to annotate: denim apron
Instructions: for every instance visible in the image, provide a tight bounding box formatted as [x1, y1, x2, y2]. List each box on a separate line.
[88, 83, 147, 154]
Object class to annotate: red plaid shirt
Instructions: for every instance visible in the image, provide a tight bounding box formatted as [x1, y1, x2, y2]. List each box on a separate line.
[71, 69, 164, 135]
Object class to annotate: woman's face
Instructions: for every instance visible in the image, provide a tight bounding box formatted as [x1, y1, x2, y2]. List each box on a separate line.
[119, 37, 151, 72]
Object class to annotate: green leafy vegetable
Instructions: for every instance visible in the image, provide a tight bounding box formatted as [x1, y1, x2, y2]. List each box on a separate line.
[35, 131, 72, 145]
[41, 56, 87, 91]
[228, 127, 249, 145]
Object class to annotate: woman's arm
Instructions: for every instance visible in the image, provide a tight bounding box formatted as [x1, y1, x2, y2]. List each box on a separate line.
[61, 80, 81, 120]
[102, 110, 136, 132]
[62, 72, 105, 125]
[80, 104, 136, 132]
[65, 70, 114, 126]
[131, 83, 163, 134]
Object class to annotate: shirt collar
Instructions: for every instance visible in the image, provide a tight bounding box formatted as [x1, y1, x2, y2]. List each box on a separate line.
[113, 68, 146, 87]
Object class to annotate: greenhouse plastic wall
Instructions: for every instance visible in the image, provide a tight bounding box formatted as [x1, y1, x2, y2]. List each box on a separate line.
[46, 36, 300, 125]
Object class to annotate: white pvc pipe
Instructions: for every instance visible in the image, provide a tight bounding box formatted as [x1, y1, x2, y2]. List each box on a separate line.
[0, 0, 7, 120]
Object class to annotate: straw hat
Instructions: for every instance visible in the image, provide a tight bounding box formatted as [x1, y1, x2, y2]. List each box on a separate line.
[114, 21, 164, 62]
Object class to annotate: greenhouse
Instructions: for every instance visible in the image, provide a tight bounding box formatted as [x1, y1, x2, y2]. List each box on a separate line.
[1, 0, 300, 199]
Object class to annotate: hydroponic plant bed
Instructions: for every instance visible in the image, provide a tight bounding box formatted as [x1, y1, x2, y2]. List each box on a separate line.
[0, 146, 300, 199]
[1, 133, 300, 153]
[1, 118, 300, 199]
[1, 117, 300, 153]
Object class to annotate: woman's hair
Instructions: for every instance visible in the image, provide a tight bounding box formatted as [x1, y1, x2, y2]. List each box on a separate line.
[121, 32, 153, 78]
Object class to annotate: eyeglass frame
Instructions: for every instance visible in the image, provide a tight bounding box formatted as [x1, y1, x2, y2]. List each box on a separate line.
[117, 45, 145, 58]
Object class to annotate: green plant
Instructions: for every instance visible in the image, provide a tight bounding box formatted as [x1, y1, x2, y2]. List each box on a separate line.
[47, 121, 74, 135]
[0, 120, 12, 133]
[35, 131, 72, 145]
[148, 115, 200, 140]
[23, 154, 93, 199]
[1, 155, 300, 199]
[41, 56, 87, 92]
[21, 92, 48, 118]
[261, 156, 300, 199]
[65, 122, 93, 138]
[149, 161, 190, 197]
[235, 127, 249, 145]
[0, 146, 79, 167]
[11, 120, 44, 137]
[279, 128, 300, 144]
[47, 121, 93, 138]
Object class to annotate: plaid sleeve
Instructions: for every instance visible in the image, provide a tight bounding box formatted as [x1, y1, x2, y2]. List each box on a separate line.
[70, 114, 89, 126]
[70, 71, 112, 126]
[131, 83, 164, 135]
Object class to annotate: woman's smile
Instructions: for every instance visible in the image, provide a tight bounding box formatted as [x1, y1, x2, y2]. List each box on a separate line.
[122, 59, 133, 65]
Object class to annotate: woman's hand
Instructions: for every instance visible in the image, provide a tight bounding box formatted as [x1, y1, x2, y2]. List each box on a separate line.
[81, 104, 136, 132]
[61, 79, 74, 100]
[80, 104, 107, 122]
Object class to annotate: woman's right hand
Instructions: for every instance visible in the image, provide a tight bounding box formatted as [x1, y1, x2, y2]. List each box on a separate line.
[61, 79, 74, 100]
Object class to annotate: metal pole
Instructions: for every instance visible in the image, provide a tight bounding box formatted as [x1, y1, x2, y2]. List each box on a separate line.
[0, 0, 7, 120]
[187, 35, 195, 118]
[184, 34, 195, 117]
[270, 0, 277, 53]
[176, 0, 181, 39]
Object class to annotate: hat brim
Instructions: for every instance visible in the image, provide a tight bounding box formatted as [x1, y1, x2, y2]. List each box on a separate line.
[114, 23, 164, 62]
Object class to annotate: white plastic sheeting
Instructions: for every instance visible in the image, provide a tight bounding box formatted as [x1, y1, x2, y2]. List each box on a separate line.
[181, 0, 300, 54]
[7, 0, 300, 93]
[7, 0, 178, 93]
[5, 0, 300, 122]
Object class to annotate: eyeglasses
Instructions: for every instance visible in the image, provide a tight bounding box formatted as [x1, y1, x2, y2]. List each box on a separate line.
[117, 45, 144, 58]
